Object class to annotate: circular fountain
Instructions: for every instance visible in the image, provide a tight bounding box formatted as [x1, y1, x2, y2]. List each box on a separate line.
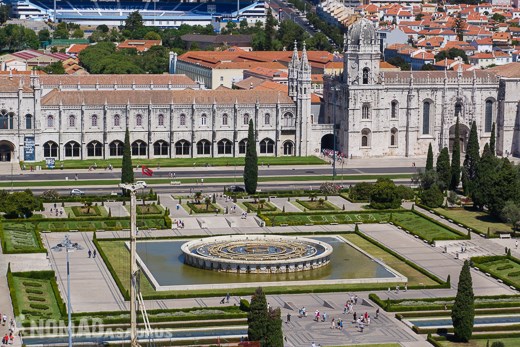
[181, 235, 333, 274]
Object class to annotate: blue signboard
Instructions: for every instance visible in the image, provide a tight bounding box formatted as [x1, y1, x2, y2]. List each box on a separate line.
[24, 136, 35, 161]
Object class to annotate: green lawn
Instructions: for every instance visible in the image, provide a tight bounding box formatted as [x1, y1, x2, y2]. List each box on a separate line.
[342, 234, 438, 286]
[22, 156, 327, 170]
[1, 222, 44, 253]
[473, 257, 520, 289]
[392, 212, 464, 242]
[242, 201, 278, 212]
[296, 199, 338, 211]
[185, 202, 222, 214]
[435, 337, 520, 347]
[35, 217, 166, 232]
[434, 207, 512, 236]
[66, 205, 108, 218]
[124, 204, 164, 215]
[10, 274, 63, 324]
[261, 211, 392, 226]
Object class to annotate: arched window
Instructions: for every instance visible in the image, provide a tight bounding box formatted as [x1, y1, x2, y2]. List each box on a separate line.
[260, 138, 274, 154]
[25, 114, 32, 129]
[153, 140, 168, 156]
[91, 114, 98, 127]
[362, 68, 370, 84]
[283, 141, 294, 155]
[196, 140, 211, 155]
[283, 113, 294, 126]
[136, 114, 143, 127]
[87, 141, 103, 157]
[222, 114, 228, 126]
[47, 115, 54, 128]
[109, 140, 124, 156]
[179, 114, 186, 126]
[362, 104, 370, 120]
[131, 140, 147, 156]
[391, 101, 398, 119]
[43, 141, 58, 157]
[423, 101, 431, 135]
[485, 100, 493, 132]
[265, 113, 270, 125]
[239, 139, 247, 154]
[114, 114, 121, 127]
[158, 114, 165, 126]
[390, 128, 398, 147]
[0, 110, 13, 129]
[201, 114, 207, 126]
[64, 141, 80, 157]
[175, 140, 190, 155]
[361, 128, 371, 147]
[217, 139, 232, 154]
[68, 115, 76, 127]
[243, 113, 249, 125]
[455, 103, 462, 118]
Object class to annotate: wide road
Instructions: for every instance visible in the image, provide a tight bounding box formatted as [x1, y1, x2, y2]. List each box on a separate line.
[24, 179, 414, 196]
[1, 166, 418, 182]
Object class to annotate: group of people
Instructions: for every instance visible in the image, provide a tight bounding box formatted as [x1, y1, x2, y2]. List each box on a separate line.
[1, 314, 15, 345]
[49, 207, 64, 217]
[172, 219, 185, 229]
[87, 249, 97, 258]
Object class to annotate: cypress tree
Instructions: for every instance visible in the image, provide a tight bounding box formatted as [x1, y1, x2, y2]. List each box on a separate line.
[450, 117, 461, 190]
[452, 260, 475, 342]
[121, 127, 134, 184]
[266, 307, 283, 347]
[244, 119, 258, 194]
[490, 122, 496, 156]
[426, 143, 434, 172]
[462, 121, 480, 195]
[248, 287, 268, 345]
[436, 147, 451, 191]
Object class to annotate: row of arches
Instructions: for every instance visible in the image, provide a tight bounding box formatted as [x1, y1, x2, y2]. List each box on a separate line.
[45, 112, 296, 128]
[42, 138, 294, 158]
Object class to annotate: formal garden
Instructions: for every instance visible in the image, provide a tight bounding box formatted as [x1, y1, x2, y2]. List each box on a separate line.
[472, 255, 520, 290]
[0, 222, 46, 254]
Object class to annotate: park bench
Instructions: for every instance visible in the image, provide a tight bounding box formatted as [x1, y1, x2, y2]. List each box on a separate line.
[170, 181, 181, 185]
[499, 233, 512, 239]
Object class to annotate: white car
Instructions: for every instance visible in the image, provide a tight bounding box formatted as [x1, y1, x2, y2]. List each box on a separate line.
[70, 189, 85, 196]
[135, 181, 148, 188]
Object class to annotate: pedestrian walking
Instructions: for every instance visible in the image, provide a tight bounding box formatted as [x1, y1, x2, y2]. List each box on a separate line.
[93, 250, 97, 258]
[286, 313, 291, 324]
[88, 250, 91, 258]
[375, 308, 379, 319]
[226, 293, 230, 303]
[516, 240, 518, 249]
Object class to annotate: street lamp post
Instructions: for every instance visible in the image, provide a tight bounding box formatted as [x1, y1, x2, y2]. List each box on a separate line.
[51, 235, 83, 347]
[119, 182, 146, 347]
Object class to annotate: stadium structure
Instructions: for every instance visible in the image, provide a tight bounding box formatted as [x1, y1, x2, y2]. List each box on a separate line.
[7, 0, 267, 28]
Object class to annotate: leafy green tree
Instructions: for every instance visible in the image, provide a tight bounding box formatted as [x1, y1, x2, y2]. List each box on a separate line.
[350, 182, 374, 201]
[248, 287, 268, 345]
[0, 5, 10, 25]
[501, 200, 520, 233]
[490, 341, 505, 347]
[121, 128, 134, 185]
[386, 56, 410, 71]
[436, 147, 451, 191]
[472, 148, 498, 211]
[462, 121, 480, 195]
[420, 185, 444, 208]
[1, 191, 40, 219]
[419, 169, 439, 191]
[97, 24, 109, 33]
[452, 260, 475, 342]
[426, 143, 434, 172]
[144, 31, 162, 40]
[72, 29, 84, 38]
[421, 63, 435, 71]
[490, 122, 496, 156]
[53, 28, 69, 39]
[306, 32, 332, 51]
[265, 307, 283, 347]
[125, 11, 144, 32]
[370, 178, 401, 209]
[38, 29, 51, 42]
[141, 45, 169, 74]
[264, 8, 276, 51]
[435, 48, 468, 64]
[492, 13, 506, 23]
[244, 119, 258, 194]
[40, 61, 65, 74]
[450, 117, 461, 190]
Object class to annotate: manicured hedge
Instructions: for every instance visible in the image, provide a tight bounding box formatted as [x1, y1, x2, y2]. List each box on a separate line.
[472, 255, 520, 290]
[41, 192, 157, 203]
[416, 202, 484, 237]
[370, 293, 520, 312]
[186, 202, 221, 214]
[410, 209, 469, 240]
[0, 221, 47, 254]
[226, 189, 322, 199]
[242, 201, 277, 212]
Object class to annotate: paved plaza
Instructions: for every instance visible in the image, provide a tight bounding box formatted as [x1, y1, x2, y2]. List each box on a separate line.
[2, 186, 520, 346]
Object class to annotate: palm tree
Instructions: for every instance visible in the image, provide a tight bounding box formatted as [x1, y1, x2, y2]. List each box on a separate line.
[194, 192, 202, 204]
[205, 197, 211, 210]
[309, 193, 317, 202]
[84, 201, 93, 214]
[318, 198, 325, 207]
[258, 199, 266, 209]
